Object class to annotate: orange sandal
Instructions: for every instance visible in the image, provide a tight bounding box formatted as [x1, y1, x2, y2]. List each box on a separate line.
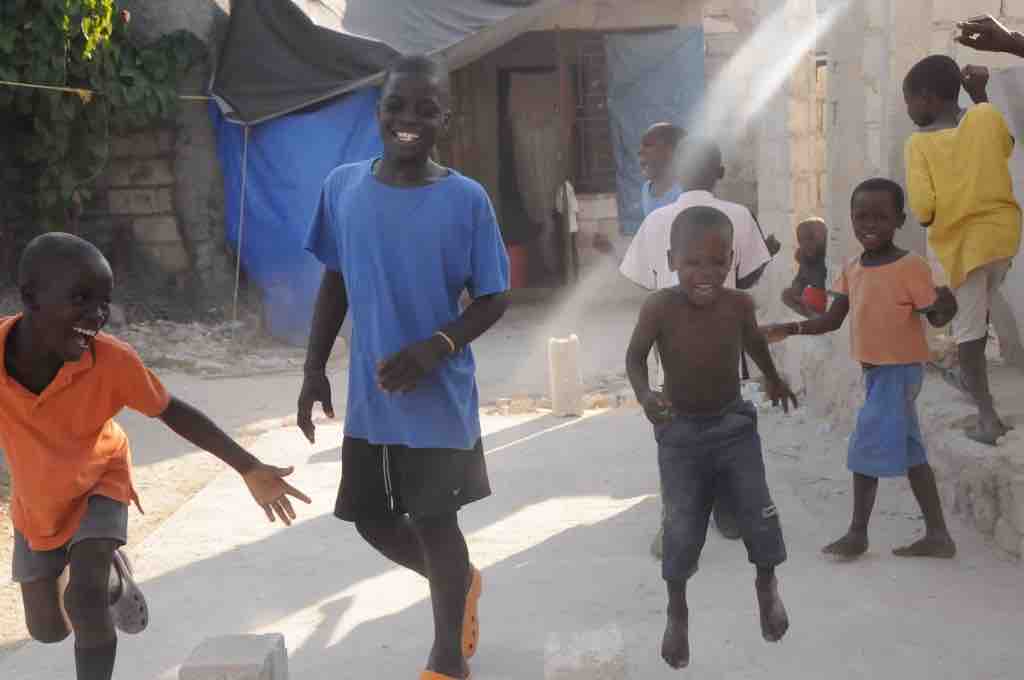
[462, 565, 482, 659]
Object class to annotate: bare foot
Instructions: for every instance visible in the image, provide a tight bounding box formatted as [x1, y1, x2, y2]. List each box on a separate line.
[755, 577, 789, 643]
[661, 609, 690, 669]
[893, 533, 956, 559]
[822, 530, 868, 560]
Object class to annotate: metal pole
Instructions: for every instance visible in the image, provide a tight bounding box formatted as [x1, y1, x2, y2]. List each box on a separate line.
[232, 125, 250, 324]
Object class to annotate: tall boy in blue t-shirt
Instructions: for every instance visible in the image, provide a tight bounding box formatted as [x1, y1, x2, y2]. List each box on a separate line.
[299, 56, 510, 680]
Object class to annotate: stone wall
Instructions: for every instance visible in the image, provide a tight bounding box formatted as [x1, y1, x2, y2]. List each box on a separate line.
[105, 130, 191, 279]
[3, 2, 233, 314]
[118, 0, 235, 311]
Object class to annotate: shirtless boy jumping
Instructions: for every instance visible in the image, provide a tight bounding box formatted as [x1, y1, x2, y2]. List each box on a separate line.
[626, 206, 794, 669]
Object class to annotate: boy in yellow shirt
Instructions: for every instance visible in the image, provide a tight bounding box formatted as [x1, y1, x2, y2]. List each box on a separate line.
[903, 55, 1022, 445]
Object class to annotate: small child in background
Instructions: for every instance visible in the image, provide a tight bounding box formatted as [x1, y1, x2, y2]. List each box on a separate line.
[781, 217, 829, 318]
[903, 55, 1022, 445]
[764, 178, 958, 561]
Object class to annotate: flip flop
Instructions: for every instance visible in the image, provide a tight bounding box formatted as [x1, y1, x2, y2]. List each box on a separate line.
[420, 671, 470, 680]
[463, 565, 482, 659]
[110, 550, 149, 634]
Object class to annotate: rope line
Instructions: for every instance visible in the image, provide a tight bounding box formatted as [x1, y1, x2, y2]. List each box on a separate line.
[0, 79, 210, 101]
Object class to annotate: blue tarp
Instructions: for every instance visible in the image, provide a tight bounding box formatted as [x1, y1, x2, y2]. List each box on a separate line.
[604, 27, 706, 235]
[212, 88, 383, 345]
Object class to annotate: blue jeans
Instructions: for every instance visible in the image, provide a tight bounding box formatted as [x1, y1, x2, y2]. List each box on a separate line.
[656, 400, 787, 581]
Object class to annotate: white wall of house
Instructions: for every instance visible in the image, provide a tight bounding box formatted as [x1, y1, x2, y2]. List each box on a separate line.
[808, 0, 1024, 423]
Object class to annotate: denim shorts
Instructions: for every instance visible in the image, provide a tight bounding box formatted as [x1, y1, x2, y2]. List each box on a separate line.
[847, 363, 927, 478]
[12, 495, 128, 583]
[655, 400, 787, 582]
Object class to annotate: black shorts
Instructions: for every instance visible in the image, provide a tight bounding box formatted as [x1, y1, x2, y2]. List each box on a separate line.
[335, 437, 491, 521]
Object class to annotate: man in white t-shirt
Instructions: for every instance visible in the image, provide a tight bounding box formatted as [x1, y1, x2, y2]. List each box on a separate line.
[621, 140, 773, 545]
[621, 141, 772, 292]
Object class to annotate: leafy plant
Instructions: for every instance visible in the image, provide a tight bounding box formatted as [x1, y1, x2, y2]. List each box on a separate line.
[0, 1, 205, 230]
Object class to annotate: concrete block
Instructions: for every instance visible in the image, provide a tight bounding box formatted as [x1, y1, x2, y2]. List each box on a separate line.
[548, 335, 583, 418]
[994, 517, 1021, 556]
[110, 130, 175, 158]
[109, 188, 173, 215]
[109, 158, 175, 187]
[132, 216, 182, 244]
[141, 242, 191, 274]
[544, 625, 627, 680]
[180, 634, 288, 680]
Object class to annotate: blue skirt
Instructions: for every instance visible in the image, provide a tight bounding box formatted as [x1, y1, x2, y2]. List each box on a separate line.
[847, 364, 928, 478]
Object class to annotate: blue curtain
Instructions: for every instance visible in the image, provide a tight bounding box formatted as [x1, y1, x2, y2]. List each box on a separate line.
[604, 27, 705, 235]
[213, 88, 383, 345]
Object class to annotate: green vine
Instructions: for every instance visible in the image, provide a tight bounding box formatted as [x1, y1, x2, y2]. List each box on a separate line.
[0, 1, 205, 230]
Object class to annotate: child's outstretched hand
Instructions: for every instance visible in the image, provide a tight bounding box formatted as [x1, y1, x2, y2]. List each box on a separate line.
[242, 463, 313, 526]
[957, 15, 1019, 54]
[765, 377, 798, 414]
[641, 391, 676, 425]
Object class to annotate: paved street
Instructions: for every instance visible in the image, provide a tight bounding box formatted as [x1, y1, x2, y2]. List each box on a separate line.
[3, 402, 1022, 679]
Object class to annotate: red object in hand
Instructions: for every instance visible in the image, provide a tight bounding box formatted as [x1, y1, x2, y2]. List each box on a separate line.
[801, 286, 827, 314]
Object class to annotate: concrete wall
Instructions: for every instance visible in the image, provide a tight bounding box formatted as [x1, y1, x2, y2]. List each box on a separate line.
[813, 0, 1024, 423]
[705, 28, 761, 211]
[92, 129, 191, 279]
[118, 0, 235, 309]
[743, 0, 822, 396]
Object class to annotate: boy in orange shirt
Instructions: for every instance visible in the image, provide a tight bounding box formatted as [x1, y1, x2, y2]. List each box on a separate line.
[1, 233, 311, 680]
[764, 179, 958, 560]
